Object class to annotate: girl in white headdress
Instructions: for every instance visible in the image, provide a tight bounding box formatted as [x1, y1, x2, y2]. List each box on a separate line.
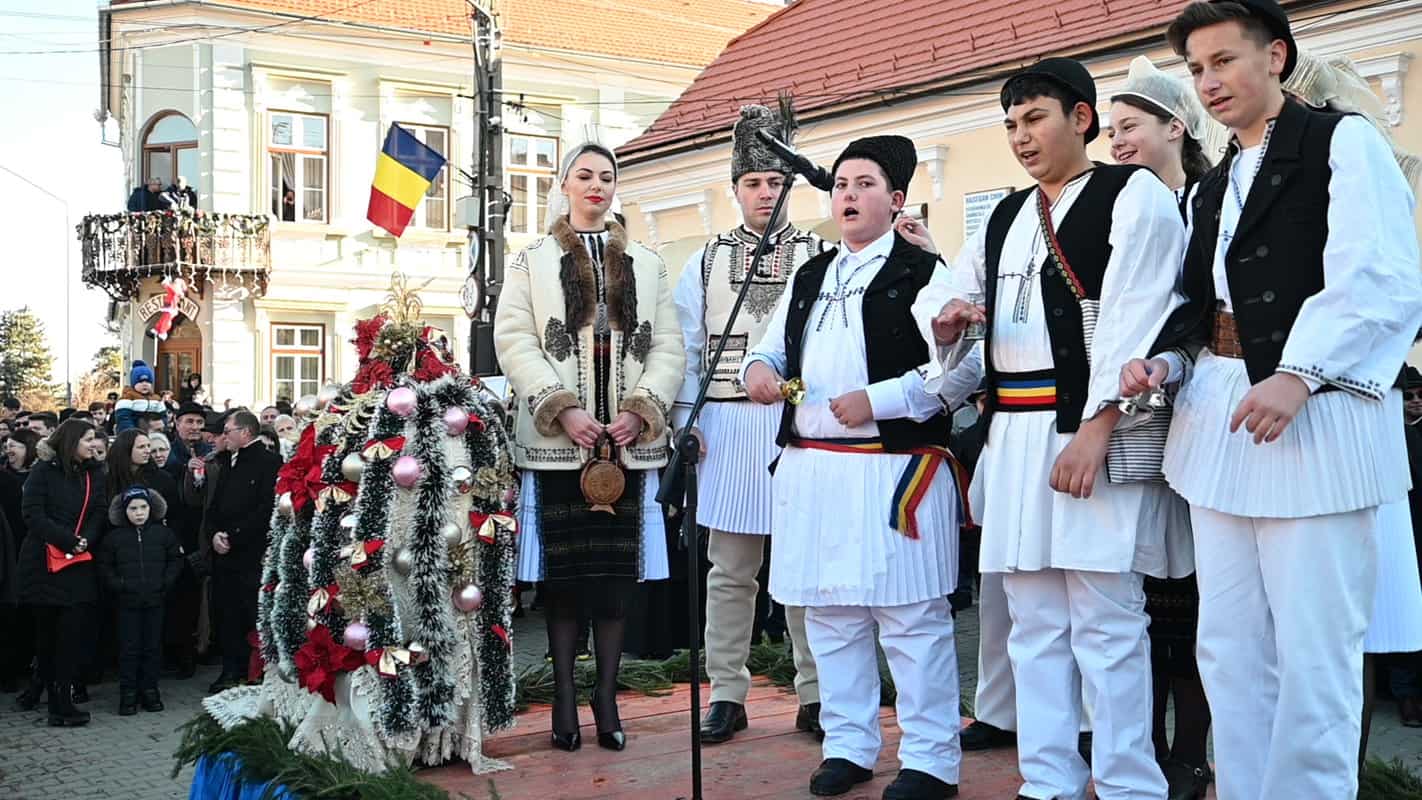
[494, 142, 684, 754]
[1107, 55, 1222, 800]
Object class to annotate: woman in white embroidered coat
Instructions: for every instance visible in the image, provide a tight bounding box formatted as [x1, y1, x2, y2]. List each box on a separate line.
[493, 143, 684, 754]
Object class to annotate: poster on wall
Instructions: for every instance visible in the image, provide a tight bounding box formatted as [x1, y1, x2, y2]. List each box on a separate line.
[963, 187, 1014, 240]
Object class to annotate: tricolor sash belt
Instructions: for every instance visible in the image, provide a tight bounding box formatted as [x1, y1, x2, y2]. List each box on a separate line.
[788, 437, 970, 540]
[995, 369, 1057, 412]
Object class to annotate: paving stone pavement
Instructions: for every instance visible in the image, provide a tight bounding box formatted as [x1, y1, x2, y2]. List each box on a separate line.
[1, 604, 1416, 799]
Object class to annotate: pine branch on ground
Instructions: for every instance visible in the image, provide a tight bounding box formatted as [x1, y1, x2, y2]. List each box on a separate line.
[1362, 758, 1422, 800]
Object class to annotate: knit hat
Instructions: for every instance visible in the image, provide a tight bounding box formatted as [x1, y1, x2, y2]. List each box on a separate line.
[731, 95, 798, 182]
[832, 135, 917, 194]
[1215, 0, 1297, 81]
[130, 360, 155, 387]
[1002, 57, 1100, 143]
[122, 486, 152, 509]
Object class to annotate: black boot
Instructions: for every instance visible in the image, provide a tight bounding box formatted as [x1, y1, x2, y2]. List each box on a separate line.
[12, 673, 43, 711]
[140, 688, 164, 713]
[47, 683, 90, 727]
[810, 758, 874, 796]
[118, 687, 138, 716]
[71, 683, 89, 704]
[700, 700, 748, 743]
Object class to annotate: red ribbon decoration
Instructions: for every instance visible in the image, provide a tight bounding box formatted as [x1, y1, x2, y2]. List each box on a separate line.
[361, 436, 407, 461]
[491, 624, 512, 651]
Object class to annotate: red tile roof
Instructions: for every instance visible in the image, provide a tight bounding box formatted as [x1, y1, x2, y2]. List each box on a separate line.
[618, 0, 1242, 159]
[109, 0, 776, 67]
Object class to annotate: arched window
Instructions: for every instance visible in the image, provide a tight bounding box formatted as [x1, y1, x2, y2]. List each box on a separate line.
[141, 112, 198, 189]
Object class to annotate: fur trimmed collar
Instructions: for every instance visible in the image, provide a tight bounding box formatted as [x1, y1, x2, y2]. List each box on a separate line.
[550, 216, 636, 332]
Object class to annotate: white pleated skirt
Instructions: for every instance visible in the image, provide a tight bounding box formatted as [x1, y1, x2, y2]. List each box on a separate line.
[514, 469, 670, 583]
[1364, 499, 1422, 654]
[768, 445, 959, 608]
[971, 409, 1180, 578]
[1164, 352, 1410, 518]
[695, 400, 781, 535]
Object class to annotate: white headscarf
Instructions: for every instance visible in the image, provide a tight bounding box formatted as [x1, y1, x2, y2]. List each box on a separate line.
[1113, 56, 1229, 161]
[1285, 50, 1421, 188]
[543, 142, 619, 234]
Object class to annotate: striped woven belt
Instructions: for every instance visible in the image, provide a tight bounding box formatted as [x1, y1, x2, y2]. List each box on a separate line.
[789, 437, 969, 540]
[995, 370, 1057, 411]
[1211, 310, 1244, 359]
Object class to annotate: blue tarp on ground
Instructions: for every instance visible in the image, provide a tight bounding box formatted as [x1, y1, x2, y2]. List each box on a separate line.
[189, 753, 298, 800]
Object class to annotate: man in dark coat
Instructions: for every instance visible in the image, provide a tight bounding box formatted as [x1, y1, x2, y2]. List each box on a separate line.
[162, 401, 210, 677]
[203, 411, 280, 693]
[126, 177, 172, 213]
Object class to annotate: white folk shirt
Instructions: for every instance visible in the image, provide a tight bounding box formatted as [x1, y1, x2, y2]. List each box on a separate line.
[741, 227, 959, 606]
[912, 170, 1188, 575]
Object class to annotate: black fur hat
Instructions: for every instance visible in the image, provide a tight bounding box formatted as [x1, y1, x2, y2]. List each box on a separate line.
[832, 135, 917, 194]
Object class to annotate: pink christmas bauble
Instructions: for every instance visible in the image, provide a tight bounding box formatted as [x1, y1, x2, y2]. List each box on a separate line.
[392, 455, 422, 488]
[302, 547, 316, 570]
[386, 387, 418, 417]
[343, 621, 370, 650]
[452, 583, 483, 613]
[443, 406, 470, 436]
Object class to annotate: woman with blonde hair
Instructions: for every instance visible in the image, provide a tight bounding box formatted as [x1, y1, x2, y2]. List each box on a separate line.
[494, 142, 684, 752]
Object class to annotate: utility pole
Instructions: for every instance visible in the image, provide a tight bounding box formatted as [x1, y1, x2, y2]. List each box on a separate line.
[463, 1, 505, 376]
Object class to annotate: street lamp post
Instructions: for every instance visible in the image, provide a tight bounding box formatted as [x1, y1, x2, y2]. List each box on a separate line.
[0, 164, 73, 406]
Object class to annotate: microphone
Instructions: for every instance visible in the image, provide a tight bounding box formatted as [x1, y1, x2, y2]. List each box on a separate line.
[755, 129, 834, 191]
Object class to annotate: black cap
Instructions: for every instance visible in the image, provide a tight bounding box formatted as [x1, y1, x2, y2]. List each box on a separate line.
[202, 411, 230, 435]
[831, 135, 917, 194]
[1213, 0, 1296, 80]
[1001, 57, 1100, 143]
[175, 401, 206, 421]
[1405, 365, 1422, 389]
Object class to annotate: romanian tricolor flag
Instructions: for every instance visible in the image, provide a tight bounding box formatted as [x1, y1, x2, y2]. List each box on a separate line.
[367, 124, 446, 237]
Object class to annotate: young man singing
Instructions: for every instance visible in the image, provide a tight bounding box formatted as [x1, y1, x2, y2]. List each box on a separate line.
[743, 136, 962, 799]
[1120, 1, 1422, 796]
[919, 57, 1186, 800]
[672, 102, 826, 745]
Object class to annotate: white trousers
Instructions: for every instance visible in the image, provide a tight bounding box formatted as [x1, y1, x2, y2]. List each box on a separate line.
[1191, 505, 1377, 800]
[974, 572, 1017, 730]
[1002, 569, 1165, 800]
[804, 598, 962, 784]
[704, 529, 819, 705]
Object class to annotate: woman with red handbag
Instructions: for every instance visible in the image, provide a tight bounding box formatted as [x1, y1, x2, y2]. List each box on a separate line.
[15, 418, 106, 727]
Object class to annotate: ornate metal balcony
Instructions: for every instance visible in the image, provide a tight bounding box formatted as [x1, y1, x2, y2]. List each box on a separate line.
[79, 209, 272, 298]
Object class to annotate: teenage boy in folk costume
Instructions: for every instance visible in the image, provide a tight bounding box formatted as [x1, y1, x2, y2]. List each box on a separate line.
[918, 57, 1186, 800]
[671, 102, 827, 745]
[742, 136, 962, 800]
[1119, 1, 1422, 797]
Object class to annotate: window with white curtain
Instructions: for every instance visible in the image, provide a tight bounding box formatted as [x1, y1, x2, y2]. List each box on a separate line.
[269, 112, 328, 223]
[505, 133, 558, 235]
[271, 324, 324, 403]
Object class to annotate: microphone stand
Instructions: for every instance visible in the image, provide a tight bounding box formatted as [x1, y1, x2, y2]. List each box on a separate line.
[656, 173, 799, 800]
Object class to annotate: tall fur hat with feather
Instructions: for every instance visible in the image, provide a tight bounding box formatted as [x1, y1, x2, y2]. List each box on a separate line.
[731, 92, 799, 183]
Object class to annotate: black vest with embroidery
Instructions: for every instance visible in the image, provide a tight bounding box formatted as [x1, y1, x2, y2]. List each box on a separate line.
[775, 233, 950, 451]
[1153, 100, 1366, 389]
[982, 164, 1143, 434]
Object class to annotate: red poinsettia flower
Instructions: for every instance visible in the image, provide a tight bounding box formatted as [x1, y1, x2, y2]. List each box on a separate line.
[351, 360, 394, 395]
[276, 426, 335, 513]
[353, 315, 388, 362]
[490, 624, 512, 651]
[412, 345, 458, 383]
[294, 624, 367, 704]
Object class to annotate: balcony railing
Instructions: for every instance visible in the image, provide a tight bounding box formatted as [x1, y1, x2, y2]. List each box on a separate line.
[79, 209, 272, 298]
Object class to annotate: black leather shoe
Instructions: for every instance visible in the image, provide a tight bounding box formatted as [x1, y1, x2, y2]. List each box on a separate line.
[118, 688, 138, 717]
[70, 684, 89, 704]
[140, 688, 164, 712]
[810, 758, 874, 796]
[590, 695, 626, 751]
[700, 700, 748, 743]
[796, 702, 825, 741]
[882, 768, 958, 799]
[550, 730, 581, 751]
[959, 719, 1016, 751]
